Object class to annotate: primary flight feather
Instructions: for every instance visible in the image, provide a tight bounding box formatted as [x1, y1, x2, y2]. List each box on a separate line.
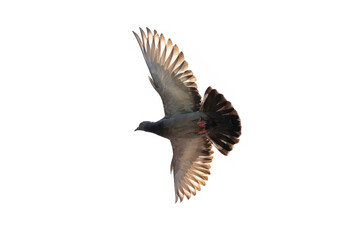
[133, 28, 241, 202]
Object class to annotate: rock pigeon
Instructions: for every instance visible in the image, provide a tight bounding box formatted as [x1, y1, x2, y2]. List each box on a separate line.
[133, 28, 241, 202]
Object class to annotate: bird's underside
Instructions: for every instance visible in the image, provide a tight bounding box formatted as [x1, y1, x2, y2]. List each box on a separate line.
[133, 28, 241, 202]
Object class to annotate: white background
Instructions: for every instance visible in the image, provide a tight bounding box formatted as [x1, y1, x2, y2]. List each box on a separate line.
[1, 0, 359, 239]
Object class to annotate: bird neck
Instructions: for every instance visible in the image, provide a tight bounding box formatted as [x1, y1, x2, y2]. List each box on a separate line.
[144, 121, 164, 137]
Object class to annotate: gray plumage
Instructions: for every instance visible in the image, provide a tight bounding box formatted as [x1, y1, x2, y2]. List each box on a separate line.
[133, 28, 241, 202]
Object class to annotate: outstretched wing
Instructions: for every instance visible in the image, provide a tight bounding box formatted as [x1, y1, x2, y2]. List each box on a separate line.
[170, 137, 213, 202]
[133, 28, 201, 116]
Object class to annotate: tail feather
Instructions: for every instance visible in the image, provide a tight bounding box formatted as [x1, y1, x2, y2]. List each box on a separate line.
[200, 87, 241, 155]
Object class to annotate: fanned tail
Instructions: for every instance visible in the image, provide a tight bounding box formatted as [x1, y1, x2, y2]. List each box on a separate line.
[200, 87, 241, 155]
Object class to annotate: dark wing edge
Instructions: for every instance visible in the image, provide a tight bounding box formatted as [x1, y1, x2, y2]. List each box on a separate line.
[133, 27, 201, 116]
[170, 137, 214, 203]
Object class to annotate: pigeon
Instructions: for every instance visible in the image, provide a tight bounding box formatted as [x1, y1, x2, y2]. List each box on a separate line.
[133, 28, 241, 202]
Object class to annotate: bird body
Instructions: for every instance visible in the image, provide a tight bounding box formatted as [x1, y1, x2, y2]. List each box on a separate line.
[133, 28, 241, 202]
[137, 112, 205, 139]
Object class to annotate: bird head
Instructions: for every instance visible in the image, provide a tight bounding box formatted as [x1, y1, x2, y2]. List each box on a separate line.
[135, 121, 153, 131]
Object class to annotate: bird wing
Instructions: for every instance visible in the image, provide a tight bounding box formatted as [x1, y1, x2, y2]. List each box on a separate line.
[170, 137, 213, 202]
[133, 28, 201, 117]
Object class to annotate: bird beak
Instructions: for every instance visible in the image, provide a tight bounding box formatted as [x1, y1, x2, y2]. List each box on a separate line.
[135, 127, 139, 131]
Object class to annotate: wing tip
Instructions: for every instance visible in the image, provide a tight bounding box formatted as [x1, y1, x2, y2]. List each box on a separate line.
[132, 31, 140, 40]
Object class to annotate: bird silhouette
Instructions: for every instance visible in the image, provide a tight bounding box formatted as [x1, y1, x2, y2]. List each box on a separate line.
[133, 28, 241, 202]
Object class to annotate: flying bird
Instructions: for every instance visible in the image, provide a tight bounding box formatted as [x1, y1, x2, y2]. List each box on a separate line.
[133, 28, 241, 202]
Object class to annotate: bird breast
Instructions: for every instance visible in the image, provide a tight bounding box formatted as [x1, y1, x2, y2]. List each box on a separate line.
[161, 112, 206, 139]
